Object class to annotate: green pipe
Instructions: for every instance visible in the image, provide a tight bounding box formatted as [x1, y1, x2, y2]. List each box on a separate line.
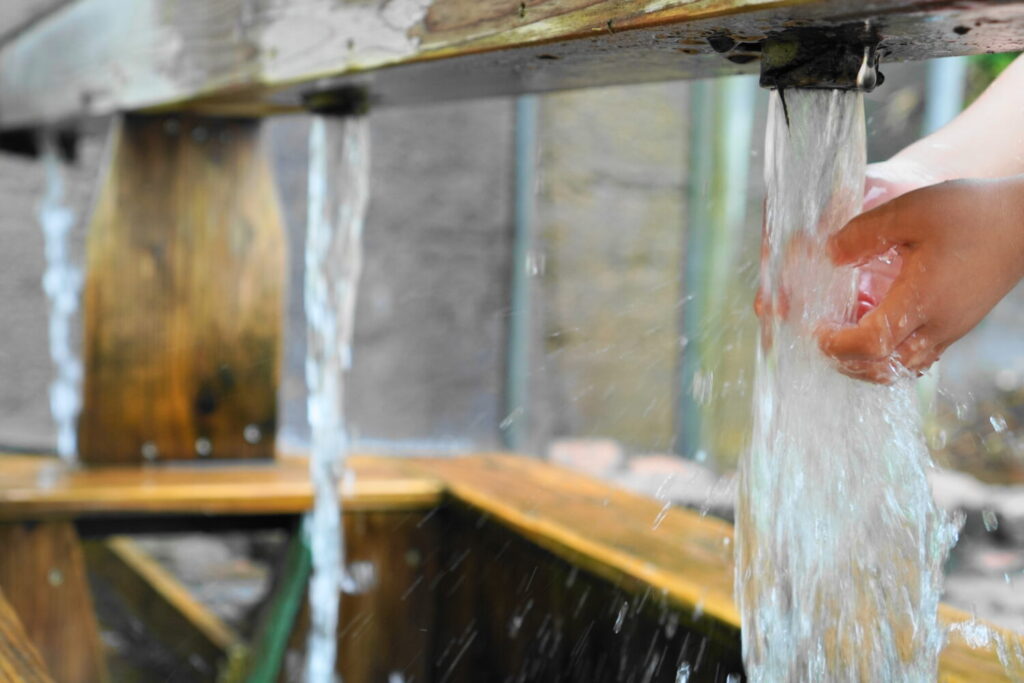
[503, 95, 538, 451]
[240, 522, 313, 683]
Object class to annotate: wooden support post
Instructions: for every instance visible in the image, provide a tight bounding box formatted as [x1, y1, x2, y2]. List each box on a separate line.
[0, 521, 107, 683]
[78, 115, 286, 464]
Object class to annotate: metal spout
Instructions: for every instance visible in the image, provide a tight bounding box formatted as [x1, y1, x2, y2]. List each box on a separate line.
[759, 24, 884, 92]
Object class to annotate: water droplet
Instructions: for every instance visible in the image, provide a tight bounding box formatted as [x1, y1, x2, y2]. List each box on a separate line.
[613, 601, 628, 633]
[990, 415, 1008, 433]
[500, 407, 523, 430]
[526, 250, 546, 276]
[47, 568, 63, 586]
[141, 441, 159, 461]
[653, 502, 671, 530]
[244, 424, 262, 444]
[983, 509, 999, 532]
[195, 437, 212, 457]
[675, 661, 691, 683]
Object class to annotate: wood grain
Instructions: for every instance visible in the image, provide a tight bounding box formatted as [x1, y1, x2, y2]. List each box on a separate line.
[0, 521, 107, 683]
[3, 0, 1024, 125]
[0, 453, 444, 519]
[0, 452, 1019, 677]
[276, 509, 441, 683]
[78, 114, 285, 464]
[428, 501, 742, 682]
[400, 455, 1024, 681]
[83, 536, 241, 679]
[0, 586, 52, 683]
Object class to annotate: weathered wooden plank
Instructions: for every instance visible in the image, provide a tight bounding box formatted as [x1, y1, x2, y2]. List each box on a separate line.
[402, 455, 1024, 680]
[275, 509, 441, 683]
[78, 114, 285, 464]
[0, 453, 444, 519]
[429, 501, 742, 682]
[0, 521, 107, 683]
[2, 0, 1024, 126]
[83, 536, 242, 680]
[407, 454, 740, 627]
[0, 586, 52, 683]
[1, 452, 1020, 677]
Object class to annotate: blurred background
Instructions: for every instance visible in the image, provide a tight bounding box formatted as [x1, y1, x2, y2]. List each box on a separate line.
[4, 53, 1024, 650]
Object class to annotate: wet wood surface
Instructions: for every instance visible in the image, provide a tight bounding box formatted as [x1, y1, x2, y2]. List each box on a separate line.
[278, 509, 442, 683]
[2, 0, 1024, 125]
[78, 115, 285, 464]
[0, 586, 52, 683]
[0, 521, 107, 683]
[0, 453, 444, 519]
[0, 452, 1020, 677]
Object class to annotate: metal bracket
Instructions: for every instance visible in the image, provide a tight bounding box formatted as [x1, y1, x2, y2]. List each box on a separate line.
[759, 24, 885, 92]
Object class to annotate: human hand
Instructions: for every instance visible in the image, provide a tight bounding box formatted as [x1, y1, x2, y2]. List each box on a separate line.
[754, 159, 941, 335]
[854, 159, 950, 322]
[818, 176, 1024, 383]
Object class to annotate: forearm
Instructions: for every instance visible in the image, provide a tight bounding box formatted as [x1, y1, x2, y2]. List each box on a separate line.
[890, 55, 1024, 180]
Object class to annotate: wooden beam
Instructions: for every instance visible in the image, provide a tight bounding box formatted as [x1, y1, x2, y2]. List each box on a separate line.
[0, 521, 107, 683]
[78, 114, 285, 464]
[2, 0, 1024, 126]
[0, 586, 52, 683]
[83, 537, 242, 680]
[0, 453, 444, 520]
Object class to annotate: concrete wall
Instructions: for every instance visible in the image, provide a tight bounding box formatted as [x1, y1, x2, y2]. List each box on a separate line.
[0, 100, 517, 454]
[0, 63, 947, 465]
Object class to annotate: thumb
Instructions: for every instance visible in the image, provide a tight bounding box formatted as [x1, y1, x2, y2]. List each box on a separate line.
[828, 201, 908, 266]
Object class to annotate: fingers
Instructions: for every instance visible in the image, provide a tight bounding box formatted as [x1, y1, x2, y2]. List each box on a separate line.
[818, 275, 925, 363]
[829, 193, 926, 266]
[826, 331, 942, 385]
[893, 330, 941, 374]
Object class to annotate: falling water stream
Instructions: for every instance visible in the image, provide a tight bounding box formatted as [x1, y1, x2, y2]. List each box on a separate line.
[736, 90, 959, 681]
[304, 114, 371, 682]
[37, 132, 82, 462]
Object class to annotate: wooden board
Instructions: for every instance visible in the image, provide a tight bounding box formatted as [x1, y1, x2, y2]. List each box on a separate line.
[83, 537, 241, 679]
[0, 521, 107, 683]
[2, 0, 1024, 126]
[0, 453, 443, 519]
[278, 509, 442, 683]
[0, 452, 1020, 677]
[405, 454, 739, 627]
[0, 587, 52, 683]
[78, 114, 285, 464]
[401, 455, 1024, 681]
[427, 501, 742, 683]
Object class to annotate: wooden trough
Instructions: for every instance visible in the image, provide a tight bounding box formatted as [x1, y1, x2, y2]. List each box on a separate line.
[2, 0, 1024, 681]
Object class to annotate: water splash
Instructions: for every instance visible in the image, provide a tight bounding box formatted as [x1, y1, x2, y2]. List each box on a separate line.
[304, 114, 371, 683]
[736, 90, 958, 681]
[37, 132, 82, 462]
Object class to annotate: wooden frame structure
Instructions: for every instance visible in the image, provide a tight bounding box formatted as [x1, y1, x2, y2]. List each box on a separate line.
[3, 0, 1024, 680]
[2, 0, 1024, 127]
